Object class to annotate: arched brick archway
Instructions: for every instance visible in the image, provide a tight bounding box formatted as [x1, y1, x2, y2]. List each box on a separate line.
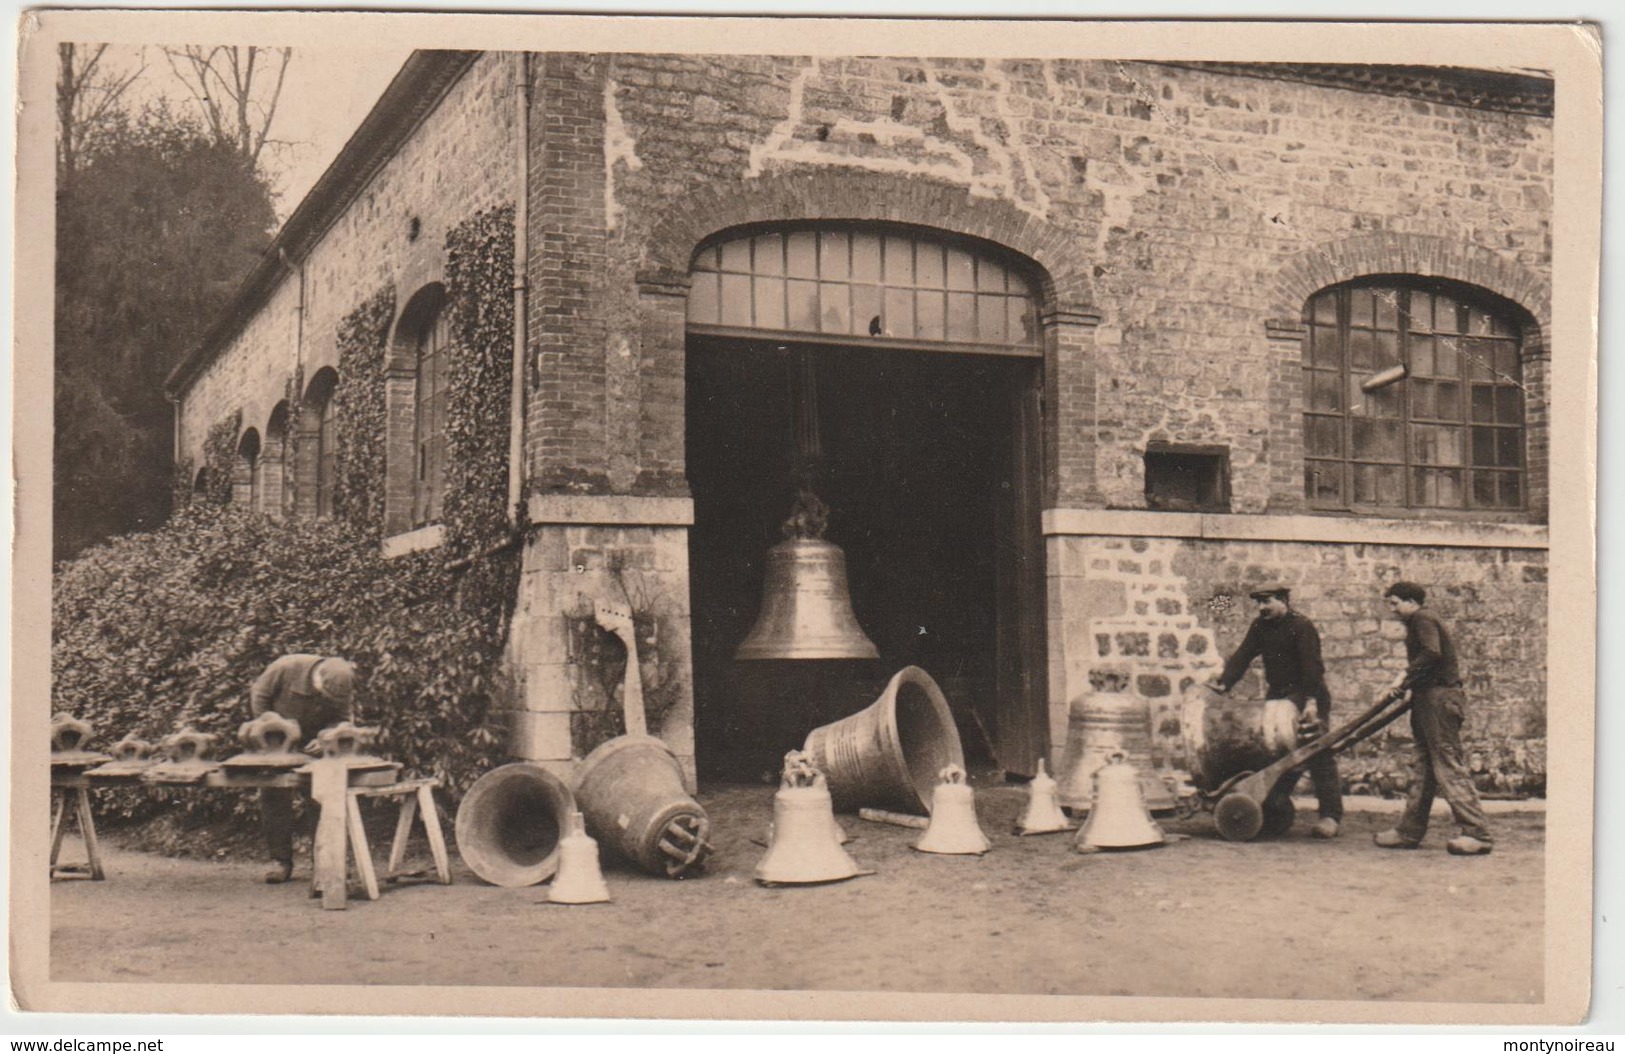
[634, 170, 1105, 508]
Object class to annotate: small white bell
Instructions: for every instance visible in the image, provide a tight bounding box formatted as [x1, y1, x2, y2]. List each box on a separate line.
[914, 764, 991, 855]
[549, 810, 611, 904]
[1015, 759, 1073, 836]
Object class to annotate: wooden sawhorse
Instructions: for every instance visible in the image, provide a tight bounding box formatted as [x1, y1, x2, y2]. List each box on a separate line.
[343, 778, 452, 902]
[50, 775, 104, 881]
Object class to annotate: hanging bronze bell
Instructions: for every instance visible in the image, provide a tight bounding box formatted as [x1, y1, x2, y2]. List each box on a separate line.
[1077, 751, 1166, 851]
[755, 751, 870, 885]
[735, 536, 879, 661]
[914, 764, 990, 855]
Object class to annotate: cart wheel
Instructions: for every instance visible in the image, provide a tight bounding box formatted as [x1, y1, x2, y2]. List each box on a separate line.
[1214, 793, 1263, 842]
[1260, 793, 1296, 838]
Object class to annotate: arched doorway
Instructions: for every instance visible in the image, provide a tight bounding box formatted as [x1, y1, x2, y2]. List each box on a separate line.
[684, 223, 1047, 780]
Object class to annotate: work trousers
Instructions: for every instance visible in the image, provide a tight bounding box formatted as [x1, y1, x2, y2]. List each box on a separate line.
[261, 788, 320, 865]
[1396, 686, 1493, 843]
[1275, 696, 1343, 822]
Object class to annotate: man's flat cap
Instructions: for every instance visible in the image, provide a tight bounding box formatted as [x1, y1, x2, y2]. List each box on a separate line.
[1247, 582, 1292, 600]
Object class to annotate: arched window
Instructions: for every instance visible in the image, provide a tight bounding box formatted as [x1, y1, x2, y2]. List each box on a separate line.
[1302, 281, 1525, 512]
[264, 402, 291, 520]
[687, 226, 1040, 355]
[412, 305, 450, 526]
[235, 430, 262, 510]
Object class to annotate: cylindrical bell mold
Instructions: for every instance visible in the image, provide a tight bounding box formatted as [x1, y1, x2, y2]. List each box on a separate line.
[573, 735, 712, 878]
[455, 762, 576, 887]
[1179, 686, 1301, 794]
[1056, 689, 1176, 813]
[803, 665, 965, 815]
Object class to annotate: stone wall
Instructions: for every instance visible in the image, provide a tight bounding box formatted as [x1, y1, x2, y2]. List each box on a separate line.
[1048, 529, 1547, 795]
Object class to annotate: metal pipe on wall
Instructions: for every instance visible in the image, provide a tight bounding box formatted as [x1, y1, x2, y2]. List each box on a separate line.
[507, 52, 532, 530]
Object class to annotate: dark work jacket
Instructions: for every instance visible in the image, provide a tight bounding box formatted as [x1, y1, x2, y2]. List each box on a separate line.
[1399, 608, 1462, 692]
[1217, 610, 1331, 709]
[249, 654, 351, 742]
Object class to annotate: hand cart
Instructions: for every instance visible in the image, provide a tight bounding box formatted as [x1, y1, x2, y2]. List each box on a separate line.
[1195, 690, 1413, 841]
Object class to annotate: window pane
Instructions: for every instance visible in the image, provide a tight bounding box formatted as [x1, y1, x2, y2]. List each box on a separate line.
[883, 235, 914, 284]
[977, 294, 1006, 343]
[687, 272, 719, 324]
[1413, 424, 1463, 466]
[720, 238, 751, 273]
[977, 258, 1007, 292]
[1359, 382, 1402, 419]
[1348, 329, 1375, 370]
[1434, 293, 1461, 333]
[1009, 298, 1036, 344]
[1471, 426, 1498, 466]
[1375, 289, 1399, 330]
[1373, 329, 1400, 368]
[787, 231, 818, 278]
[1409, 336, 1435, 377]
[1306, 415, 1343, 457]
[696, 244, 721, 271]
[1471, 472, 1498, 508]
[755, 234, 784, 276]
[1495, 342, 1521, 379]
[1496, 386, 1523, 424]
[853, 285, 883, 337]
[1414, 468, 1462, 508]
[885, 287, 915, 339]
[1498, 428, 1522, 467]
[923, 240, 949, 285]
[821, 281, 851, 334]
[787, 279, 819, 330]
[1463, 337, 1496, 381]
[1467, 304, 1494, 336]
[1309, 371, 1342, 413]
[1311, 292, 1337, 325]
[947, 248, 975, 290]
[1312, 325, 1341, 367]
[1409, 292, 1433, 333]
[1354, 463, 1404, 505]
[1434, 381, 1462, 420]
[721, 274, 753, 326]
[851, 233, 881, 282]
[754, 277, 786, 330]
[1471, 385, 1496, 423]
[1410, 379, 1436, 419]
[1352, 418, 1403, 460]
[819, 231, 849, 280]
[1501, 472, 1522, 508]
[1349, 289, 1376, 329]
[1306, 461, 1343, 504]
[916, 291, 946, 340]
[1435, 338, 1460, 377]
[947, 292, 976, 341]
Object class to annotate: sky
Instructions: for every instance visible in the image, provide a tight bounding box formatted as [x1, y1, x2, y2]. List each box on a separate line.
[97, 43, 414, 221]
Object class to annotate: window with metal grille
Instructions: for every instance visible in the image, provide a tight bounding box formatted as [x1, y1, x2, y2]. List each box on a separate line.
[687, 226, 1040, 355]
[315, 390, 338, 520]
[412, 308, 450, 526]
[1302, 282, 1524, 512]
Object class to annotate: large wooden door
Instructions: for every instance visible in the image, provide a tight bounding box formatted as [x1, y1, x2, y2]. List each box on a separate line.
[993, 361, 1047, 776]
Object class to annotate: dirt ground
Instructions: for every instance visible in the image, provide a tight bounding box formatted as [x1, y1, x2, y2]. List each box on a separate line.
[49, 780, 1543, 1004]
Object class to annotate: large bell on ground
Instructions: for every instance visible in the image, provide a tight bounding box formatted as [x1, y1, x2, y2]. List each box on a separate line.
[573, 734, 713, 878]
[1077, 751, 1166, 851]
[455, 762, 577, 888]
[914, 765, 990, 855]
[803, 665, 965, 815]
[1057, 688, 1176, 814]
[735, 536, 879, 661]
[756, 751, 869, 885]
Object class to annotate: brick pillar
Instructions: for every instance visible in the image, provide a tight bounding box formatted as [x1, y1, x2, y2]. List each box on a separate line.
[633, 268, 692, 497]
[528, 52, 611, 495]
[1264, 318, 1309, 513]
[1042, 306, 1103, 508]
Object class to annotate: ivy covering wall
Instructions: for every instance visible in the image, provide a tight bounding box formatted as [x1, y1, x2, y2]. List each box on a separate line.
[333, 286, 395, 536]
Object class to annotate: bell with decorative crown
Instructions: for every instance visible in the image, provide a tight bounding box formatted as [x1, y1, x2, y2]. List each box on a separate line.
[756, 751, 870, 885]
[914, 764, 990, 855]
[549, 810, 611, 904]
[1015, 759, 1073, 836]
[1077, 751, 1166, 851]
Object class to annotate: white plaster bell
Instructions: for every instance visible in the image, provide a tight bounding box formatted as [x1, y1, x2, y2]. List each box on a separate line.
[914, 764, 991, 855]
[549, 810, 611, 904]
[1015, 759, 1073, 836]
[756, 751, 869, 885]
[1077, 752, 1166, 852]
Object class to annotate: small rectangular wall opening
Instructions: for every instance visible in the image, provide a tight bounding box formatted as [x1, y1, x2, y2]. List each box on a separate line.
[1144, 443, 1231, 512]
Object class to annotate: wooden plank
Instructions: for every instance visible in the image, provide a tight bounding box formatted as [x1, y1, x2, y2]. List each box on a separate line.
[345, 793, 380, 902]
[418, 783, 452, 885]
[308, 759, 350, 910]
[385, 792, 418, 879]
[74, 787, 104, 881]
[49, 789, 69, 869]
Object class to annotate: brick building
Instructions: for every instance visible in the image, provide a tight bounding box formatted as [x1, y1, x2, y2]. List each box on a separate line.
[166, 52, 1553, 794]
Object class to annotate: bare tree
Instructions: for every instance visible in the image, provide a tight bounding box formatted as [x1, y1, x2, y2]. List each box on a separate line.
[57, 43, 145, 176]
[162, 45, 291, 166]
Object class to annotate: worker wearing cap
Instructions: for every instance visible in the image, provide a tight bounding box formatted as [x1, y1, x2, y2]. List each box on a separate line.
[1206, 583, 1343, 839]
[249, 654, 356, 883]
[1373, 581, 1493, 856]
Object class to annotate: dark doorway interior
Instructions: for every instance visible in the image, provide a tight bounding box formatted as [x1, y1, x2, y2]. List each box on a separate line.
[686, 337, 1041, 781]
